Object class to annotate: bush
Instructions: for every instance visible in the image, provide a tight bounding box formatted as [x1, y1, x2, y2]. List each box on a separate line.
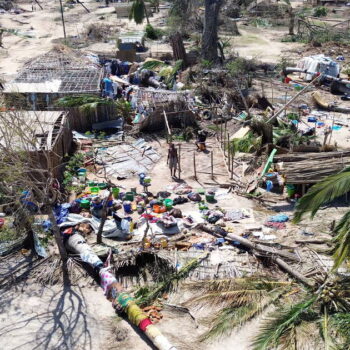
[145, 24, 164, 40]
[226, 57, 256, 77]
[313, 6, 328, 17]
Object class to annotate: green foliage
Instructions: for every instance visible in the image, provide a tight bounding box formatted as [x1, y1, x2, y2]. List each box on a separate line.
[332, 313, 350, 348]
[294, 167, 350, 222]
[0, 225, 22, 243]
[226, 57, 256, 77]
[252, 297, 317, 350]
[332, 211, 350, 270]
[231, 131, 261, 154]
[135, 253, 207, 306]
[115, 98, 132, 120]
[63, 153, 85, 192]
[194, 278, 293, 341]
[201, 59, 213, 69]
[145, 24, 164, 40]
[129, 0, 146, 24]
[250, 18, 272, 28]
[142, 59, 166, 71]
[313, 6, 328, 17]
[55, 95, 115, 110]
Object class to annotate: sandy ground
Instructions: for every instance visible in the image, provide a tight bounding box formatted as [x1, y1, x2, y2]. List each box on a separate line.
[1, 2, 346, 350]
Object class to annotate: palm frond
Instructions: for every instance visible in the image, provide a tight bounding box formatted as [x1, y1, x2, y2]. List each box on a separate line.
[332, 211, 350, 270]
[186, 289, 267, 309]
[185, 277, 293, 293]
[293, 167, 350, 223]
[331, 313, 350, 348]
[135, 253, 208, 306]
[201, 287, 286, 341]
[142, 60, 166, 70]
[252, 296, 317, 350]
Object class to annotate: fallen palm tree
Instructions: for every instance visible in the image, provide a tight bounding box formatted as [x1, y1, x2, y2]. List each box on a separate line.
[65, 233, 177, 350]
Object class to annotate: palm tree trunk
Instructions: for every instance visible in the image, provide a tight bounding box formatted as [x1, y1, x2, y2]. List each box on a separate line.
[144, 0, 150, 24]
[288, 8, 295, 36]
[202, 0, 223, 62]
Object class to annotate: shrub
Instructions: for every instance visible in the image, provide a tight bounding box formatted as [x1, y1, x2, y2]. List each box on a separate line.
[313, 6, 328, 17]
[145, 24, 164, 40]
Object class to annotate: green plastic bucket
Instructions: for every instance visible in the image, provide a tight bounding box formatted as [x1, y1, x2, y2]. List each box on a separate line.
[90, 187, 100, 194]
[98, 183, 107, 189]
[80, 199, 90, 209]
[163, 199, 173, 210]
[125, 192, 134, 201]
[112, 187, 120, 199]
[205, 193, 215, 202]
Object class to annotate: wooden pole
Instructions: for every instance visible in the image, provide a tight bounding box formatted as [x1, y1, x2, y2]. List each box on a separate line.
[163, 110, 172, 143]
[59, 0, 67, 40]
[267, 75, 321, 123]
[178, 144, 181, 179]
[193, 151, 197, 180]
[220, 121, 223, 148]
[211, 150, 214, 180]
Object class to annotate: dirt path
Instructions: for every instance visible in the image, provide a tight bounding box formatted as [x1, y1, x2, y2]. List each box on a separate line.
[231, 26, 304, 62]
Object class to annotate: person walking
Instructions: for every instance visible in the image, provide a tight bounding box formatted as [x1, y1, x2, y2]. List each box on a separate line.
[167, 143, 178, 178]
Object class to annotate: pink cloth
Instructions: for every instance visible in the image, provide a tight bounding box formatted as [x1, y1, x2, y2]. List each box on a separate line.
[100, 268, 117, 294]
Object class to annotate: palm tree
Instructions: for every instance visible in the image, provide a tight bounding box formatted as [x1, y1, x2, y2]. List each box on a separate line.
[293, 168, 350, 270]
[185, 275, 350, 349]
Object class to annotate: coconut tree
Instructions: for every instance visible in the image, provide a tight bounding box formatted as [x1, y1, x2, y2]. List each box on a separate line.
[293, 168, 350, 270]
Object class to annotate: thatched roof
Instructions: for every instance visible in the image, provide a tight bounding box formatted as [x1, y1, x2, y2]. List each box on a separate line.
[3, 47, 103, 94]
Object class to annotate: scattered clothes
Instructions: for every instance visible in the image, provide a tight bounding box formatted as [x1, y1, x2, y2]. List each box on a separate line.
[173, 196, 189, 205]
[224, 210, 249, 222]
[53, 203, 71, 224]
[252, 232, 277, 241]
[188, 192, 202, 202]
[169, 208, 182, 218]
[100, 267, 117, 295]
[157, 191, 171, 199]
[268, 214, 289, 223]
[264, 222, 286, 230]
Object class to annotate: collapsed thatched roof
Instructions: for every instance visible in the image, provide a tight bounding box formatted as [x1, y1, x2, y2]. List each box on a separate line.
[3, 46, 103, 94]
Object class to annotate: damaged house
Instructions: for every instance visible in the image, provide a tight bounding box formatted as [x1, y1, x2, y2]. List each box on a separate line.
[2, 47, 103, 110]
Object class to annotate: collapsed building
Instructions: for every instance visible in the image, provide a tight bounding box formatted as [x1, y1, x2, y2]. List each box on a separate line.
[2, 47, 103, 110]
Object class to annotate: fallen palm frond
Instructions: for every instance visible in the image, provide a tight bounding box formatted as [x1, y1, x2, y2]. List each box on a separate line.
[201, 286, 287, 341]
[135, 253, 208, 306]
[185, 277, 295, 309]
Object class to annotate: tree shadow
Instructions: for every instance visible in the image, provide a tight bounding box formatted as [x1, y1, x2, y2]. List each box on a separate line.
[0, 285, 92, 350]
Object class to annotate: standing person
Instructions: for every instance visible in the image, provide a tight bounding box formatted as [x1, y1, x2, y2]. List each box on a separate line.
[195, 130, 208, 151]
[167, 143, 178, 178]
[102, 74, 113, 99]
